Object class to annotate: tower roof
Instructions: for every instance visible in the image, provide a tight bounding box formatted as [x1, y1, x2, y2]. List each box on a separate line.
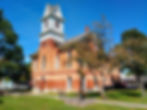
[43, 4, 63, 21]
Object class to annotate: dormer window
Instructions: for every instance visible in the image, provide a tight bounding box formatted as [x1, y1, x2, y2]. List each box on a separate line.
[68, 51, 71, 58]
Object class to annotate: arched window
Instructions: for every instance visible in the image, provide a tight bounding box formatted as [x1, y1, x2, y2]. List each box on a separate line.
[55, 20, 60, 28]
[94, 76, 98, 90]
[55, 56, 60, 69]
[42, 56, 46, 70]
[67, 77, 72, 90]
[67, 51, 72, 68]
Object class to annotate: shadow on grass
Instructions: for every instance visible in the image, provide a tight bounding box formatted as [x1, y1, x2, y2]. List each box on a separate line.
[85, 92, 100, 98]
[106, 89, 142, 99]
[0, 95, 4, 104]
[120, 90, 141, 97]
[66, 92, 100, 98]
[65, 89, 143, 100]
[0, 99, 3, 104]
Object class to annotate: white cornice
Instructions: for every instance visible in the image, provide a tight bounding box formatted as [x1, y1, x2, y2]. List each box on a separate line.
[40, 33, 64, 43]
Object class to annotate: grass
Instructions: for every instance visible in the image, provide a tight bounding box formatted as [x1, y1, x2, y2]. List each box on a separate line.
[67, 89, 147, 104]
[0, 95, 146, 110]
[105, 89, 147, 104]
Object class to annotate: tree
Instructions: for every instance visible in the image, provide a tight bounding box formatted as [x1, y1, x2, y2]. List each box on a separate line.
[113, 29, 147, 95]
[92, 15, 113, 52]
[0, 10, 26, 82]
[60, 16, 112, 99]
[71, 33, 105, 99]
[67, 31, 109, 99]
[73, 16, 112, 99]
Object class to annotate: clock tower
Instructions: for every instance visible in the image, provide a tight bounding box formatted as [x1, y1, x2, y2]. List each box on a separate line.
[40, 4, 64, 43]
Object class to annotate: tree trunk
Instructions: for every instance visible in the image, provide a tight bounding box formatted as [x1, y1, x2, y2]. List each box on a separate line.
[100, 87, 105, 98]
[137, 76, 145, 96]
[93, 74, 104, 97]
[100, 72, 106, 98]
[79, 74, 85, 99]
[99, 78, 106, 98]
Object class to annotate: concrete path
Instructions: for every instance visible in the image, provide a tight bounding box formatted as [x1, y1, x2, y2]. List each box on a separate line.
[60, 97, 147, 109]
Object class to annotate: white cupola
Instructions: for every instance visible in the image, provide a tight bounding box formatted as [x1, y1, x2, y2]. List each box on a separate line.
[40, 4, 64, 43]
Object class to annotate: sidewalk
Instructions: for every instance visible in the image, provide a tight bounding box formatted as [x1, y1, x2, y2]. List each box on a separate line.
[60, 97, 147, 109]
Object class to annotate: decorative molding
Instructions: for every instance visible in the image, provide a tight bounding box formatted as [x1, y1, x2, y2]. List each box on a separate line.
[40, 29, 64, 37]
[40, 33, 64, 43]
[42, 14, 64, 22]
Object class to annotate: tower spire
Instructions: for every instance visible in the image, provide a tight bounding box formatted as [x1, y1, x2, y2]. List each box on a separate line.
[40, 4, 64, 43]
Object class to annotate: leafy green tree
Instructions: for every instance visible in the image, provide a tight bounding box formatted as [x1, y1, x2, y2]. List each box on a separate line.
[20, 63, 31, 83]
[0, 10, 27, 82]
[113, 29, 147, 95]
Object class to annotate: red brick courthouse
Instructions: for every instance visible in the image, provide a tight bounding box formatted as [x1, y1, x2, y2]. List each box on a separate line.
[31, 4, 120, 93]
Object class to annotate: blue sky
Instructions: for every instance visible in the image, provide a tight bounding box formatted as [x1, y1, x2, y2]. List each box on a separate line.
[0, 0, 146, 62]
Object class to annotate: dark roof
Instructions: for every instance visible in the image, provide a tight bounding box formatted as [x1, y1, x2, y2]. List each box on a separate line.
[60, 32, 95, 50]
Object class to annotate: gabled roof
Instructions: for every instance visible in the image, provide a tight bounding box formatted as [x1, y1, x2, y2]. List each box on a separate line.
[60, 31, 95, 50]
[64, 32, 90, 45]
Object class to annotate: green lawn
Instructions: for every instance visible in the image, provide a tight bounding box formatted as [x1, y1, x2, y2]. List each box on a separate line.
[0, 95, 146, 110]
[67, 89, 147, 104]
[105, 89, 147, 104]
